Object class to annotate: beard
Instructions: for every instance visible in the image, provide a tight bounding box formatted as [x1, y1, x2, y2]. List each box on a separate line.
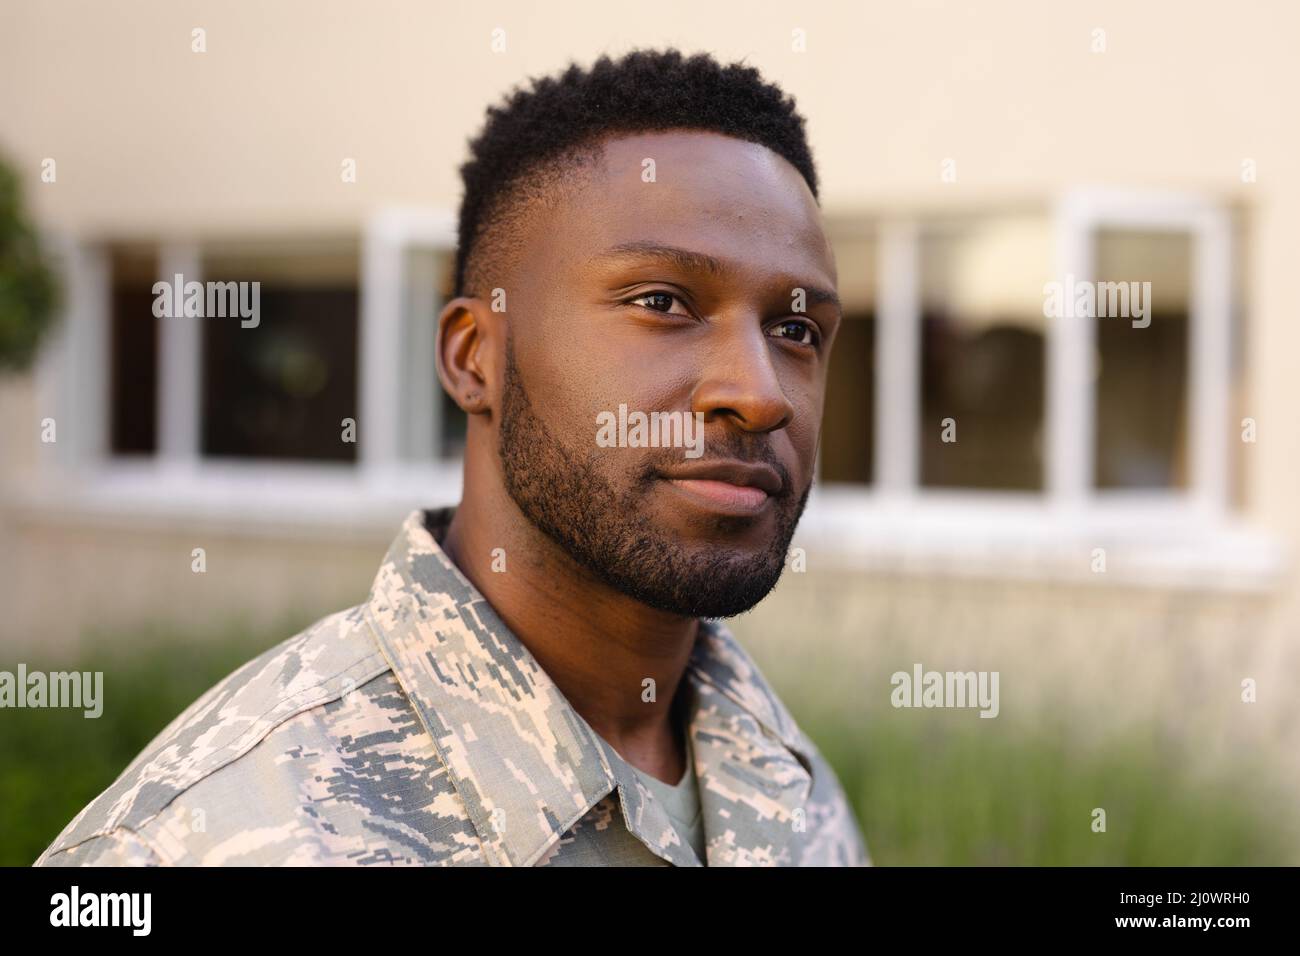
[497, 337, 811, 619]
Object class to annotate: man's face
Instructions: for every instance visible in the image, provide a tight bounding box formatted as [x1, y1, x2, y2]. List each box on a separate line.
[495, 130, 840, 618]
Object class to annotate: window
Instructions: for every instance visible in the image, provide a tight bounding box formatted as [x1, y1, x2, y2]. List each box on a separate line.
[918, 218, 1051, 491]
[200, 244, 360, 462]
[1056, 190, 1233, 513]
[1093, 230, 1192, 490]
[397, 246, 465, 463]
[96, 236, 468, 473]
[358, 209, 461, 474]
[41, 197, 1246, 572]
[821, 234, 875, 484]
[820, 190, 1235, 520]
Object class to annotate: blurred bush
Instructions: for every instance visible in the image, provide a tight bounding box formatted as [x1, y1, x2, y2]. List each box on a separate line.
[0, 156, 60, 370]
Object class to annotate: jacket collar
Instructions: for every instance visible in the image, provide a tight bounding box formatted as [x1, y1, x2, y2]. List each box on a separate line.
[364, 508, 816, 867]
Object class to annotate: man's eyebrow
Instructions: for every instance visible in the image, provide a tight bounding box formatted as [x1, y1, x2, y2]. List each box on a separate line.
[798, 284, 842, 310]
[594, 240, 728, 277]
[593, 240, 841, 311]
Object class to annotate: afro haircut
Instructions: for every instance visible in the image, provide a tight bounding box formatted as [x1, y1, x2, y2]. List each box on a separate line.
[453, 48, 819, 297]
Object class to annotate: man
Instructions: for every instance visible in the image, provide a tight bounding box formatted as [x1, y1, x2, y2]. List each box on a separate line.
[36, 48, 868, 867]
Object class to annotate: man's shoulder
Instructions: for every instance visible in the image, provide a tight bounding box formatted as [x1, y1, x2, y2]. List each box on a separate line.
[34, 603, 404, 866]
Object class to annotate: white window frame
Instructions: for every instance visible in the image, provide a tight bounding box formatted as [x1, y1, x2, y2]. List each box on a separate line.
[802, 189, 1278, 587]
[28, 212, 464, 534]
[1051, 187, 1232, 516]
[358, 207, 459, 479]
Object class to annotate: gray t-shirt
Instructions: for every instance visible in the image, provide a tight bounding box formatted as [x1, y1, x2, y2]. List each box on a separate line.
[631, 730, 705, 863]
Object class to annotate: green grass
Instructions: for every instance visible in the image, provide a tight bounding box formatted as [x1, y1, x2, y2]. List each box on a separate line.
[801, 707, 1296, 866]
[3, 623, 1294, 866]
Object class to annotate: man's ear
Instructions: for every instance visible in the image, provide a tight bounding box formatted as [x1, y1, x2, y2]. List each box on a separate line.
[436, 296, 501, 416]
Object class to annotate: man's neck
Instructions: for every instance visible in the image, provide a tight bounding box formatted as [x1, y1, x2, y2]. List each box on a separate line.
[437, 477, 699, 785]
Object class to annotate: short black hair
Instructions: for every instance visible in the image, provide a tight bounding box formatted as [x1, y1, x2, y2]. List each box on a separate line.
[453, 48, 819, 298]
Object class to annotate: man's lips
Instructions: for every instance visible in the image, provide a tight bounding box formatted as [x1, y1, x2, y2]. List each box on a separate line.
[654, 460, 784, 516]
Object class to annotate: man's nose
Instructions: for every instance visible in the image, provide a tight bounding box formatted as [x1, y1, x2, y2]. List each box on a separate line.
[688, 321, 795, 434]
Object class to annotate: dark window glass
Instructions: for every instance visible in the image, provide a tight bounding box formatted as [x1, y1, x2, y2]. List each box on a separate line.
[821, 313, 875, 483]
[108, 245, 159, 455]
[1093, 231, 1191, 489]
[919, 220, 1050, 491]
[819, 234, 876, 484]
[200, 249, 359, 462]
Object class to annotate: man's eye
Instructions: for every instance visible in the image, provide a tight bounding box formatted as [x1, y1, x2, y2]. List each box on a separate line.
[627, 291, 687, 314]
[769, 319, 819, 347]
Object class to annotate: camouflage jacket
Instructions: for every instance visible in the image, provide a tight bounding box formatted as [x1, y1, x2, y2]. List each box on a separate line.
[35, 508, 869, 867]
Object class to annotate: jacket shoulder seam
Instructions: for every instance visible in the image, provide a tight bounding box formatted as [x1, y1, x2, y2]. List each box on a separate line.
[37, 823, 167, 866]
[62, 651, 392, 852]
[105, 651, 391, 834]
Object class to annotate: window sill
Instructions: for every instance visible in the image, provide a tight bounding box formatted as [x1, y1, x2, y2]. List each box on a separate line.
[4, 459, 464, 542]
[3, 465, 1286, 592]
[797, 485, 1287, 593]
